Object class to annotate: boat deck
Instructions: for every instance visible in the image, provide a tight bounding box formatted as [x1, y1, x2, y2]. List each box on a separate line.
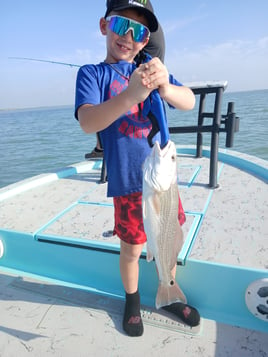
[0, 146, 267, 356]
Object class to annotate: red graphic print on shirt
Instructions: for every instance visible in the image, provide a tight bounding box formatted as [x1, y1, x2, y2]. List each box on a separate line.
[109, 78, 152, 139]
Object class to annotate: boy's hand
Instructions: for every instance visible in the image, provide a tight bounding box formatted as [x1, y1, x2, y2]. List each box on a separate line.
[126, 58, 170, 104]
[139, 58, 169, 94]
[126, 66, 152, 104]
[137, 58, 195, 110]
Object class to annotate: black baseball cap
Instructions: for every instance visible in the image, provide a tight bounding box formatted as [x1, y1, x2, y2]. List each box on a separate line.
[105, 0, 158, 32]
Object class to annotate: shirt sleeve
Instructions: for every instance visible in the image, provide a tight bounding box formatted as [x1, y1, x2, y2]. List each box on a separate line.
[74, 65, 100, 120]
[169, 74, 182, 87]
[167, 74, 183, 109]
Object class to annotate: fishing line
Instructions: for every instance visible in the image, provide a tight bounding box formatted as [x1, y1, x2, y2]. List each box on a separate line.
[8, 57, 80, 68]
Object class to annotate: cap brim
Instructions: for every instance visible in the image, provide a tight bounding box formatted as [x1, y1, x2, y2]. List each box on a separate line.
[142, 9, 158, 32]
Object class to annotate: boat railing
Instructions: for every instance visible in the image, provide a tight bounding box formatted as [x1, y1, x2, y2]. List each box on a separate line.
[170, 81, 240, 188]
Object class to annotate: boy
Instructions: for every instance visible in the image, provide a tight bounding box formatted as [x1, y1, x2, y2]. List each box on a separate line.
[84, 17, 165, 160]
[75, 0, 200, 337]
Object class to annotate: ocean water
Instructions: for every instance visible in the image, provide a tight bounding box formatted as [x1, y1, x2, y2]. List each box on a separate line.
[0, 89, 267, 189]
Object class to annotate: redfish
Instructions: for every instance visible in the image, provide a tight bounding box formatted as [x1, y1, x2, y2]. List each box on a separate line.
[142, 140, 187, 309]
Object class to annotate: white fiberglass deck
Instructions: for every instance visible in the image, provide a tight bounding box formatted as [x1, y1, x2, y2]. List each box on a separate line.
[0, 146, 267, 356]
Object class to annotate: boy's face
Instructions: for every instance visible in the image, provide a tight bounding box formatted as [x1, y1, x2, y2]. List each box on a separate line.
[100, 9, 150, 63]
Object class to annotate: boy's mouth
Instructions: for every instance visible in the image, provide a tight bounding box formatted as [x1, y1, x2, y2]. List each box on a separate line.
[117, 42, 131, 52]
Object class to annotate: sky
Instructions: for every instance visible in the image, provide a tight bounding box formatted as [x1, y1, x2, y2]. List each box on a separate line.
[1, 0, 268, 109]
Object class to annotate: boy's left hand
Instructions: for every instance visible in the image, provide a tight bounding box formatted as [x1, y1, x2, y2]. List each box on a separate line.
[139, 58, 169, 94]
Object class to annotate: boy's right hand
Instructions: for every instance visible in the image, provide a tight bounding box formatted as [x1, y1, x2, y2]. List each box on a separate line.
[126, 67, 152, 104]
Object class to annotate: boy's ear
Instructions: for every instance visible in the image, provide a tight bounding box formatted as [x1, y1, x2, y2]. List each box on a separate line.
[143, 37, 150, 48]
[100, 17, 108, 35]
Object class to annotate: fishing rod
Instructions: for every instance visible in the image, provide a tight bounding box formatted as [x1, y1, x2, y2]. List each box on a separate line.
[9, 57, 80, 68]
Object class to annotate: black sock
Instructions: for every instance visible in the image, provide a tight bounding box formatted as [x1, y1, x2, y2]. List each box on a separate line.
[123, 291, 144, 337]
[162, 302, 200, 327]
[94, 147, 103, 153]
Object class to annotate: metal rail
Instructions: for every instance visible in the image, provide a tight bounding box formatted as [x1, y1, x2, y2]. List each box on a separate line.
[170, 81, 239, 188]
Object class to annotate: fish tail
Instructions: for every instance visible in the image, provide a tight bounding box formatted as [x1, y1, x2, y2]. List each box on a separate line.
[155, 281, 187, 309]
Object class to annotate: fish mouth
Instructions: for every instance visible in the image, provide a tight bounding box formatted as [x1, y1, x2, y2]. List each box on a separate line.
[143, 141, 177, 192]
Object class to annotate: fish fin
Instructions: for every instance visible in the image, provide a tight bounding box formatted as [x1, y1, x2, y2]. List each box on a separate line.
[146, 244, 154, 262]
[152, 192, 161, 215]
[155, 280, 187, 309]
[143, 197, 156, 263]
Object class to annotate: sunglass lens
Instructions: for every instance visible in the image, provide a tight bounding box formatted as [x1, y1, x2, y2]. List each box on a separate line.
[133, 25, 149, 42]
[108, 16, 149, 42]
[109, 17, 128, 36]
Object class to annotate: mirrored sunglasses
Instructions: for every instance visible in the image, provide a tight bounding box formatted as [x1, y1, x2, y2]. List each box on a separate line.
[106, 15, 150, 42]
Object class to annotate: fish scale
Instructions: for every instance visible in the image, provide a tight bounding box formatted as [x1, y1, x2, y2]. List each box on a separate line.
[159, 183, 182, 273]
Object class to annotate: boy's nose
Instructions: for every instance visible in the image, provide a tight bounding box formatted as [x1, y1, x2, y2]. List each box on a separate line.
[122, 28, 134, 41]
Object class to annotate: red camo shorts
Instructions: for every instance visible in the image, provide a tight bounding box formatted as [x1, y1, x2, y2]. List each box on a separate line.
[113, 191, 186, 245]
